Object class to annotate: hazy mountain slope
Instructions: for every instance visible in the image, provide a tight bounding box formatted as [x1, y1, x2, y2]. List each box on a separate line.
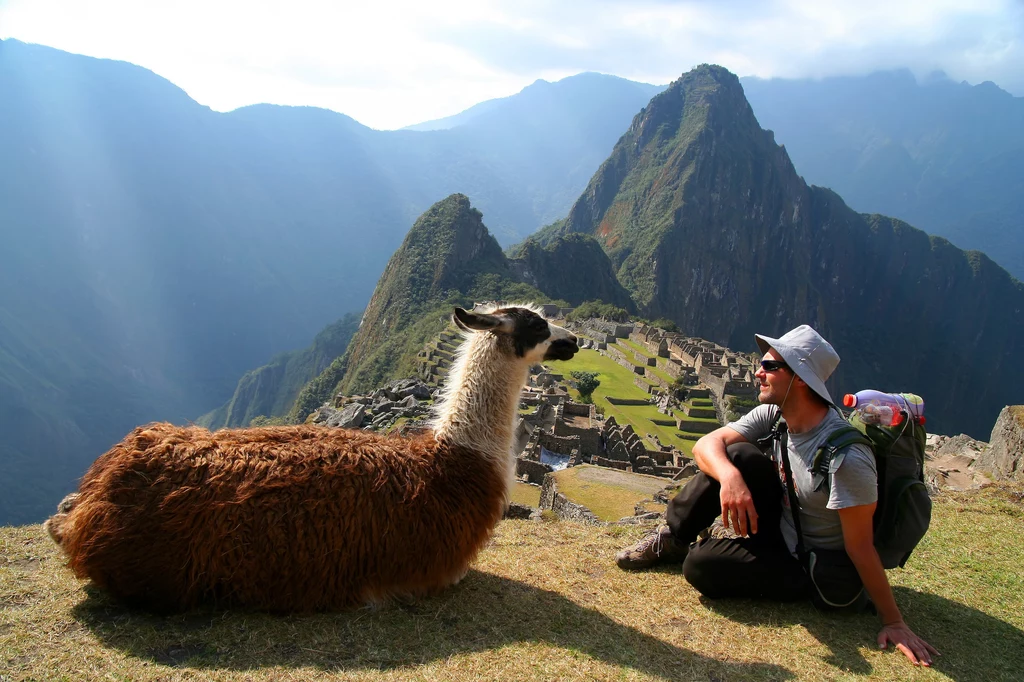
[741, 70, 1024, 279]
[199, 312, 361, 429]
[551, 65, 1024, 439]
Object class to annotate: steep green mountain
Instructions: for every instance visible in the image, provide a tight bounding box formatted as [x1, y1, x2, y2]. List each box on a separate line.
[199, 313, 361, 429]
[291, 195, 554, 421]
[741, 70, 1024, 279]
[548, 65, 1024, 439]
[508, 233, 636, 310]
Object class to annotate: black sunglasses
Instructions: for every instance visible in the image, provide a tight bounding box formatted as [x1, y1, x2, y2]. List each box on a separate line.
[760, 359, 790, 372]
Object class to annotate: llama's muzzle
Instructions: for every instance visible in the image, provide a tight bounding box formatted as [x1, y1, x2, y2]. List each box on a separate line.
[545, 337, 579, 361]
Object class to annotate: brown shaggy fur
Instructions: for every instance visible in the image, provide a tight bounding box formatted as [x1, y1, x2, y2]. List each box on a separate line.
[45, 423, 506, 613]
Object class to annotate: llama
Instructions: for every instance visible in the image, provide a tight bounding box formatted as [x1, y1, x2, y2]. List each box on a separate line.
[45, 304, 578, 613]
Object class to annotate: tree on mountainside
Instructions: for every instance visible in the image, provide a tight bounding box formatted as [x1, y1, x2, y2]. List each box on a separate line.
[571, 371, 601, 403]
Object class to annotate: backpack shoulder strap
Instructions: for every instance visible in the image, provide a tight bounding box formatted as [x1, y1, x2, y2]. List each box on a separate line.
[811, 424, 874, 492]
[754, 406, 786, 452]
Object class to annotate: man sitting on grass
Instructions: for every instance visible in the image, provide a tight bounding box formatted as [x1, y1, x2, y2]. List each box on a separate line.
[615, 325, 938, 667]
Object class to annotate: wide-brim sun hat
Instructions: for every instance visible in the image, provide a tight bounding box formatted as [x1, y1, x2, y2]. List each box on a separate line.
[755, 325, 839, 406]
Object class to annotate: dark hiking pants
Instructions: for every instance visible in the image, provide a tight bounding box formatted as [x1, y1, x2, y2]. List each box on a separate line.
[666, 442, 864, 607]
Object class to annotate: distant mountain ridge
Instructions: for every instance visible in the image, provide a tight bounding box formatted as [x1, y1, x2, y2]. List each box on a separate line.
[403, 73, 664, 132]
[545, 65, 1024, 439]
[741, 70, 1024, 279]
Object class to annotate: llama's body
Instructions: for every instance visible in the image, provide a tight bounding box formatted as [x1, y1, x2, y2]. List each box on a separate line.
[45, 305, 578, 612]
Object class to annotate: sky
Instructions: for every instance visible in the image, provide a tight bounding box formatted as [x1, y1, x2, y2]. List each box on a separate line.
[2, 0, 1022, 130]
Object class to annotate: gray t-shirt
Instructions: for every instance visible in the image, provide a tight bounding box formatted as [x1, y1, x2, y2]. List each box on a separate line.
[728, 404, 877, 554]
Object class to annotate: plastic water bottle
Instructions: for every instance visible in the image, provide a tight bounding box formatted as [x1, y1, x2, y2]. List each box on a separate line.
[855, 403, 900, 426]
[842, 390, 925, 426]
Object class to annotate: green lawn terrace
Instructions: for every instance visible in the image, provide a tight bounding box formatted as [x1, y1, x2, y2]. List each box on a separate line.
[544, 349, 702, 459]
[575, 319, 758, 402]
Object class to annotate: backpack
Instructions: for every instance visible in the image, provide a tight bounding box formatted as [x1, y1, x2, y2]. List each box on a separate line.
[766, 407, 932, 570]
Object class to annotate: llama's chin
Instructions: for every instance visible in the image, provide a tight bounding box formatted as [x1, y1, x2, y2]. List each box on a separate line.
[544, 340, 579, 362]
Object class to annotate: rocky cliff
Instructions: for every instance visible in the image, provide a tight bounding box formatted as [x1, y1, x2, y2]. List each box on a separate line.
[508, 233, 635, 310]
[977, 406, 1024, 482]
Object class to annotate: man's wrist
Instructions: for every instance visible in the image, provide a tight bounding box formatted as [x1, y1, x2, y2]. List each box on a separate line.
[718, 464, 744, 486]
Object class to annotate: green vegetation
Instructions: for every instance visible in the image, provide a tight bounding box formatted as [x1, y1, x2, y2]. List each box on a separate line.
[506, 235, 635, 309]
[614, 339, 675, 385]
[620, 338, 653, 358]
[570, 371, 601, 403]
[248, 415, 290, 427]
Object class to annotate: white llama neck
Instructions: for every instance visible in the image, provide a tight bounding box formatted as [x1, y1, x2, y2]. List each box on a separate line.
[432, 331, 529, 464]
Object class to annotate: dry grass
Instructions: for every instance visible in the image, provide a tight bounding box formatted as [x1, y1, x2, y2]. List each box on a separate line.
[509, 482, 542, 508]
[2, 485, 1023, 681]
[552, 465, 670, 522]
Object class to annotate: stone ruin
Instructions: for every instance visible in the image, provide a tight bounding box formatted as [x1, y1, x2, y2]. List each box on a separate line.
[311, 377, 435, 433]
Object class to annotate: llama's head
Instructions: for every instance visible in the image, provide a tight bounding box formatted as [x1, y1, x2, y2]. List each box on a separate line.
[452, 305, 579, 363]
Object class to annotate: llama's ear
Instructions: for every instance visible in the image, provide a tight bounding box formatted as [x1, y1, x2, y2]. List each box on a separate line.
[453, 307, 504, 332]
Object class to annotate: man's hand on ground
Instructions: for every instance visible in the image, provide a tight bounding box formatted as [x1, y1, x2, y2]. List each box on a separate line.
[878, 621, 939, 667]
[719, 473, 757, 536]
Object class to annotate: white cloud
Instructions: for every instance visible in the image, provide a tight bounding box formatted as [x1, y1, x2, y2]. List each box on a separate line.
[2, 0, 1021, 129]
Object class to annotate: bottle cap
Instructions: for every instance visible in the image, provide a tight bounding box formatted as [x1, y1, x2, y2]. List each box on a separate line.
[842, 394, 857, 408]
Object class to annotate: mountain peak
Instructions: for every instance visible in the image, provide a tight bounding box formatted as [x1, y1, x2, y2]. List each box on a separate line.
[326, 194, 531, 397]
[401, 194, 506, 279]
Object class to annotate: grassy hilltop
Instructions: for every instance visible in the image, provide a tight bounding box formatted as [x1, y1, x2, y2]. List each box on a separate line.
[2, 485, 1022, 681]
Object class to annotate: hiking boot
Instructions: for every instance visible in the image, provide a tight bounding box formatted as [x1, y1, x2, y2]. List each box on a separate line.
[615, 524, 689, 570]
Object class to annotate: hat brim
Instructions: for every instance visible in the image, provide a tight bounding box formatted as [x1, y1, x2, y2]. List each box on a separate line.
[754, 333, 835, 406]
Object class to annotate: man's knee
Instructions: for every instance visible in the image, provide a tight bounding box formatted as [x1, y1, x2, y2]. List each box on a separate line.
[725, 442, 776, 480]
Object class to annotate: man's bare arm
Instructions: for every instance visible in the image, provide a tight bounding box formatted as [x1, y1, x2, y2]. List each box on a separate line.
[692, 427, 758, 536]
[839, 504, 939, 667]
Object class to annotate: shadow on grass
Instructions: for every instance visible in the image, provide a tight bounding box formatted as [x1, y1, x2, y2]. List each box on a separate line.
[72, 569, 792, 680]
[700, 586, 1024, 682]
